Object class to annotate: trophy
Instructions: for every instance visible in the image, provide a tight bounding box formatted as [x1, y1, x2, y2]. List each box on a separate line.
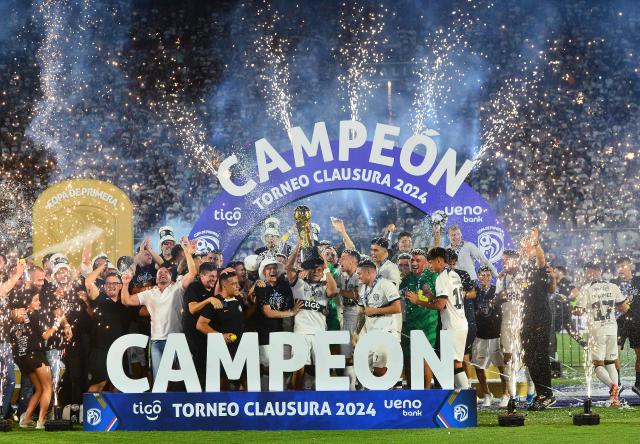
[293, 205, 322, 268]
[385, 224, 396, 242]
[430, 210, 448, 228]
[412, 210, 449, 250]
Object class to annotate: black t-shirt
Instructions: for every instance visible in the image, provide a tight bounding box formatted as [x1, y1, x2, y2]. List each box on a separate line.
[475, 284, 501, 339]
[255, 276, 294, 345]
[10, 310, 45, 358]
[455, 268, 476, 326]
[89, 292, 132, 351]
[612, 276, 640, 320]
[182, 280, 215, 342]
[201, 295, 244, 337]
[522, 265, 552, 327]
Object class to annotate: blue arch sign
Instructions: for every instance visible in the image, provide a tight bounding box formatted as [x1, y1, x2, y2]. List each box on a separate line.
[190, 122, 512, 265]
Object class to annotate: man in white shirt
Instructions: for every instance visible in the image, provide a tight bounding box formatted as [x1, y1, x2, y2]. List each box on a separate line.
[370, 237, 401, 289]
[354, 259, 402, 377]
[447, 224, 497, 280]
[575, 261, 628, 406]
[122, 236, 197, 381]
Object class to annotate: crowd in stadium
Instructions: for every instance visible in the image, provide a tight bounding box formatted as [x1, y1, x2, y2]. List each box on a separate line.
[0, 0, 639, 430]
[0, 1, 638, 253]
[1, 216, 639, 429]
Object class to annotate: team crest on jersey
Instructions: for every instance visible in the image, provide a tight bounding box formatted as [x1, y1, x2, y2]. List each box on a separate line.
[477, 226, 504, 264]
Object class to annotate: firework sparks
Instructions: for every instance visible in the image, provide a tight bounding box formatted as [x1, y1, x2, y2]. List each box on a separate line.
[149, 36, 220, 177]
[336, 2, 386, 122]
[0, 179, 35, 253]
[473, 61, 542, 170]
[411, 2, 490, 134]
[28, 0, 132, 179]
[249, 1, 295, 133]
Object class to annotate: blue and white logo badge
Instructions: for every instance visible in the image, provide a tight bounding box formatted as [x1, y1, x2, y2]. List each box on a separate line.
[86, 408, 102, 426]
[453, 404, 469, 422]
[193, 230, 221, 254]
[477, 226, 504, 264]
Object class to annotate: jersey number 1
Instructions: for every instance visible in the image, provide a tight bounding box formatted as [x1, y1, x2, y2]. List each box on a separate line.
[453, 287, 463, 309]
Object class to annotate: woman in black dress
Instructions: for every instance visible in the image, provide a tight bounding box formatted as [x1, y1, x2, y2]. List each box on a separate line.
[11, 292, 71, 429]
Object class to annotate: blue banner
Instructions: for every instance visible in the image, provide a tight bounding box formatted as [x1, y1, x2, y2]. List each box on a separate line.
[190, 140, 512, 266]
[83, 389, 477, 431]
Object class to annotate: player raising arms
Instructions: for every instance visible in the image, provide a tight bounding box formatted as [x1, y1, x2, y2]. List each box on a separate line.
[574, 261, 628, 406]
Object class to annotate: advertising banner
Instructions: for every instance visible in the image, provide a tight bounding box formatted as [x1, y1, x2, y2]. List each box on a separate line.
[84, 389, 477, 431]
[190, 130, 511, 267]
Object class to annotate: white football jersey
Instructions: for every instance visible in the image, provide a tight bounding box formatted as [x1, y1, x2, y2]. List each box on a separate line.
[435, 269, 468, 331]
[358, 277, 402, 333]
[337, 269, 360, 309]
[496, 274, 520, 325]
[576, 281, 625, 335]
[377, 259, 401, 289]
[292, 278, 328, 335]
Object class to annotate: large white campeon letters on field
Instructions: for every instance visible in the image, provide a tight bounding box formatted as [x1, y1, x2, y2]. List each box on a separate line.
[107, 330, 455, 393]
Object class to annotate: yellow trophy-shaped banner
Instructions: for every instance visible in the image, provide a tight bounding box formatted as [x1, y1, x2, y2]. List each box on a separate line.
[32, 179, 133, 267]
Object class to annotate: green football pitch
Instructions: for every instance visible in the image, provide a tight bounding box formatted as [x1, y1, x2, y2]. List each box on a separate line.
[0, 407, 638, 443]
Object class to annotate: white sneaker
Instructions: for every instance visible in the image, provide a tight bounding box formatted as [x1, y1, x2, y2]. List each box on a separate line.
[36, 420, 46, 430]
[482, 394, 494, 407]
[19, 416, 36, 428]
[498, 394, 510, 408]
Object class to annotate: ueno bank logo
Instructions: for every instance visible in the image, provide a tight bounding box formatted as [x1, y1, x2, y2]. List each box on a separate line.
[214, 207, 242, 227]
[453, 404, 469, 422]
[133, 400, 162, 421]
[444, 205, 486, 223]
